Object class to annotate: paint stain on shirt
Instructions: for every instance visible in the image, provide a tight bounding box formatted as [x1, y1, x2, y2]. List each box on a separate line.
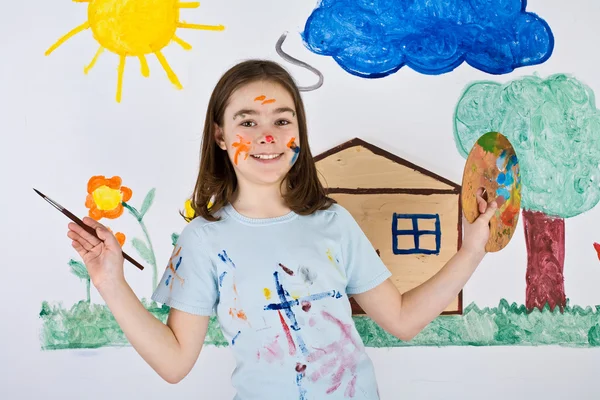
[264, 287, 272, 300]
[326, 249, 345, 278]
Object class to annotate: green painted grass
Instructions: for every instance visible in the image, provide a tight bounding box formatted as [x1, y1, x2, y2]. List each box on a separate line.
[38, 299, 226, 350]
[39, 299, 600, 350]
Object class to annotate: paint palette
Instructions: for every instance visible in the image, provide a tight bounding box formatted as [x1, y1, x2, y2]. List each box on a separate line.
[461, 131, 522, 252]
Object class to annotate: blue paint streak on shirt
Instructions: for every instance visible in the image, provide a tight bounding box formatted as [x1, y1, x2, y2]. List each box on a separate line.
[263, 290, 341, 310]
[219, 271, 227, 287]
[231, 330, 241, 345]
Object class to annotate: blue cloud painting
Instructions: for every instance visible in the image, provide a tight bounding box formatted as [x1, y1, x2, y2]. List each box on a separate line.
[301, 0, 554, 77]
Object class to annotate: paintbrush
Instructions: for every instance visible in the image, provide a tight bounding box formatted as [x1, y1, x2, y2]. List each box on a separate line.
[33, 188, 145, 271]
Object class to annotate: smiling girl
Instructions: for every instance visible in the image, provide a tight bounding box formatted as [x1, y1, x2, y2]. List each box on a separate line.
[67, 59, 496, 399]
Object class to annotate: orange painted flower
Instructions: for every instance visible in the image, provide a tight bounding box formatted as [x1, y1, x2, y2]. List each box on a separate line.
[106, 227, 126, 247]
[115, 232, 126, 247]
[85, 175, 132, 220]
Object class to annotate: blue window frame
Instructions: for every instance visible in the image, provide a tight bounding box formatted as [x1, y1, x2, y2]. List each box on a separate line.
[392, 213, 441, 255]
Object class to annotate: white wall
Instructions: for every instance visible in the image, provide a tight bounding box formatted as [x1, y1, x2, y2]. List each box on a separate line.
[2, 0, 600, 399]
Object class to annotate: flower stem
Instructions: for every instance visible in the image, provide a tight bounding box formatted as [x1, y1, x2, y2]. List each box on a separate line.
[122, 202, 158, 292]
[86, 278, 91, 303]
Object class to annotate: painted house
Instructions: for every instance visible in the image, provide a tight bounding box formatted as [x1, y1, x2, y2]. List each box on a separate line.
[314, 138, 463, 315]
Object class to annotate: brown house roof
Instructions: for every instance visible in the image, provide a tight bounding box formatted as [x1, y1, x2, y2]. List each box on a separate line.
[314, 137, 461, 195]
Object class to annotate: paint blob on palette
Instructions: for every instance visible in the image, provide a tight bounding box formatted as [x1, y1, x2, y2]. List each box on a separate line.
[461, 131, 522, 252]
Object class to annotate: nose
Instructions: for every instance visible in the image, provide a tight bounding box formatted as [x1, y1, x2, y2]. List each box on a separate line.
[260, 134, 275, 144]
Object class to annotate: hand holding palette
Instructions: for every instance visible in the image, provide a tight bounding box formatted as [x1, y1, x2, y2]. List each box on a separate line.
[461, 131, 522, 252]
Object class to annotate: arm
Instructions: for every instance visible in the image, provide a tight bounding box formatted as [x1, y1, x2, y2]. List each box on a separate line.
[67, 217, 210, 384]
[97, 280, 209, 384]
[352, 247, 484, 341]
[353, 194, 497, 341]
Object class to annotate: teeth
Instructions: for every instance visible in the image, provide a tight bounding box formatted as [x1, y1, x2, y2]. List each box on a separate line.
[252, 154, 281, 160]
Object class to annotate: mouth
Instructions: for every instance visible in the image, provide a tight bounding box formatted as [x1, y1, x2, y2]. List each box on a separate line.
[250, 153, 284, 161]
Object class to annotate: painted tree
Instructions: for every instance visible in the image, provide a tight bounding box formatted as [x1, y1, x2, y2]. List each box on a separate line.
[454, 73, 600, 311]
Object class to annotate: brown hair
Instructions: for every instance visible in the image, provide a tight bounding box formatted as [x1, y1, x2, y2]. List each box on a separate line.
[183, 59, 335, 222]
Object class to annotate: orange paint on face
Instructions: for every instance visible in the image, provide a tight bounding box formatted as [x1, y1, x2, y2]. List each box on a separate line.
[287, 137, 300, 164]
[254, 94, 275, 105]
[232, 135, 251, 165]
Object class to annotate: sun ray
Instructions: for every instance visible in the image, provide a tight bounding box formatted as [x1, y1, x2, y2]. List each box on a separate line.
[46, 0, 225, 102]
[84, 46, 104, 74]
[173, 35, 192, 50]
[155, 50, 183, 89]
[177, 2, 200, 8]
[138, 55, 149, 77]
[45, 21, 90, 56]
[116, 55, 126, 103]
[177, 22, 225, 31]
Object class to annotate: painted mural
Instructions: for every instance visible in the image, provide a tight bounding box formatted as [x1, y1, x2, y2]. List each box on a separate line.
[45, 0, 224, 102]
[301, 0, 554, 77]
[37, 1, 600, 353]
[454, 73, 600, 312]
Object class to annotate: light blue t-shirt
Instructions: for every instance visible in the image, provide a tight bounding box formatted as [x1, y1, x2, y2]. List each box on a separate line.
[151, 203, 392, 400]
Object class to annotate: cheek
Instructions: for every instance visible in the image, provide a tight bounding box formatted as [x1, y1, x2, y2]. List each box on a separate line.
[285, 136, 301, 164]
[229, 134, 253, 166]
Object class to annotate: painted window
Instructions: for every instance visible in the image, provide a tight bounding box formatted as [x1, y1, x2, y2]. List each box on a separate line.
[392, 213, 441, 255]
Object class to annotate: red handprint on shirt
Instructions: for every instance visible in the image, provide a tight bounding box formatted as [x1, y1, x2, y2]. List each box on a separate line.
[306, 311, 361, 397]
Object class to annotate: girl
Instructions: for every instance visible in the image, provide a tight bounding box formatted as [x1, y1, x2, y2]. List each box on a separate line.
[67, 59, 496, 399]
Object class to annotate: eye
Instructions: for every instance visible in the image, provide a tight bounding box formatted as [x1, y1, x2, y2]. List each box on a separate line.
[275, 119, 291, 126]
[240, 120, 256, 127]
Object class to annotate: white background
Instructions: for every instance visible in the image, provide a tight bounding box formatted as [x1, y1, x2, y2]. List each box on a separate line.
[2, 0, 600, 399]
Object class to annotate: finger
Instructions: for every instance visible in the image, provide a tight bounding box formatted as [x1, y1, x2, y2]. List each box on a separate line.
[82, 217, 113, 239]
[68, 221, 102, 246]
[71, 237, 96, 260]
[477, 196, 487, 214]
[71, 240, 89, 258]
[82, 216, 105, 230]
[476, 191, 487, 213]
[479, 201, 498, 223]
[68, 223, 97, 249]
[95, 223, 121, 248]
[67, 229, 95, 252]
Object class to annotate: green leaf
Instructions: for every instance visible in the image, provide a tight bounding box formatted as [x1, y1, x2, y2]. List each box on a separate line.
[171, 232, 180, 246]
[131, 238, 155, 265]
[68, 259, 89, 280]
[139, 188, 156, 219]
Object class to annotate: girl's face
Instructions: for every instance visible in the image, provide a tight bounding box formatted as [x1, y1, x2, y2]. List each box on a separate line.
[216, 80, 301, 188]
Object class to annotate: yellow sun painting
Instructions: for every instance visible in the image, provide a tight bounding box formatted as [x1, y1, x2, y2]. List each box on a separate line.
[45, 0, 225, 102]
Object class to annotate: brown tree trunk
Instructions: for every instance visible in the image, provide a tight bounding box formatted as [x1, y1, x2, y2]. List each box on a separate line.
[522, 210, 566, 312]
